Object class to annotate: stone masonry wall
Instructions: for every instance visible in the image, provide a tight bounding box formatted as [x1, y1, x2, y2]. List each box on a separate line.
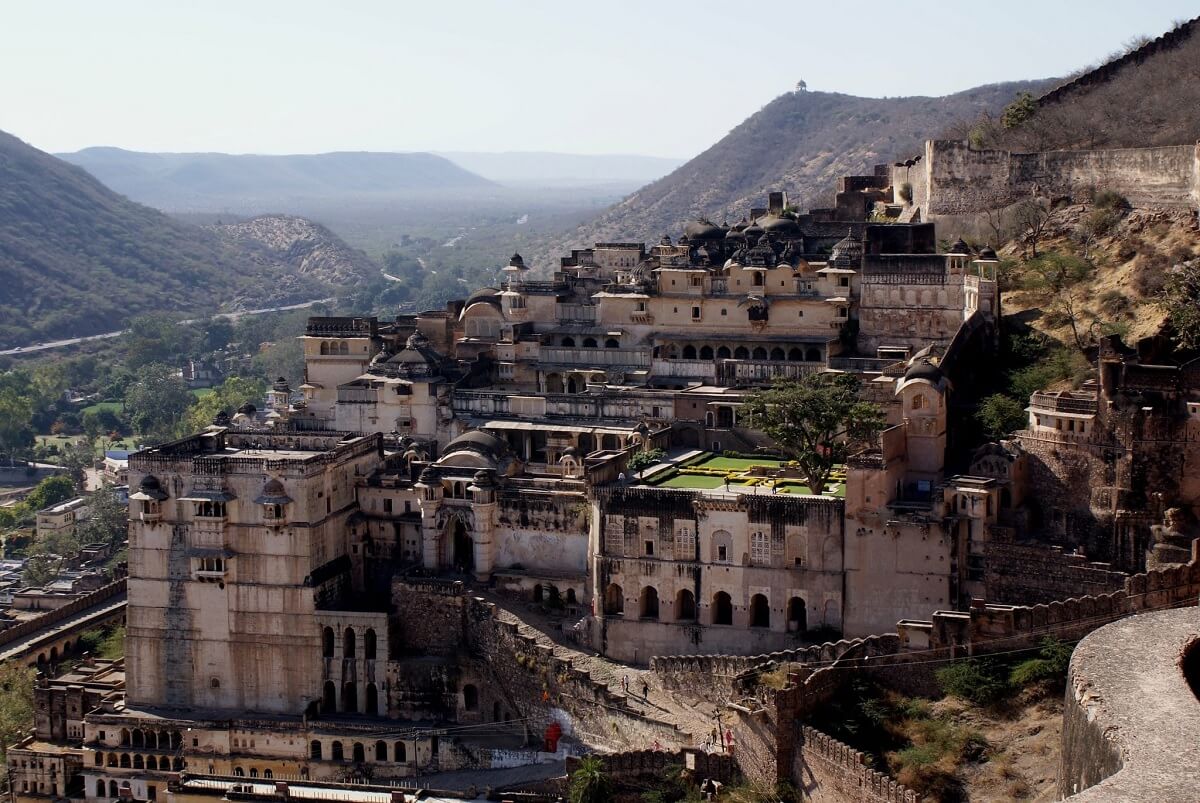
[921, 140, 1199, 217]
[794, 727, 924, 803]
[983, 539, 1127, 605]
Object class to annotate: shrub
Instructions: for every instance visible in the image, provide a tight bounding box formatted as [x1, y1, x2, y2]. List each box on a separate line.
[1098, 290, 1130, 316]
[936, 658, 1011, 705]
[898, 182, 913, 203]
[1092, 190, 1130, 211]
[626, 448, 666, 472]
[1010, 638, 1072, 691]
[569, 755, 614, 803]
[977, 394, 1027, 439]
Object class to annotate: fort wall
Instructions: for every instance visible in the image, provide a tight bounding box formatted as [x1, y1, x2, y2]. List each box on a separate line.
[912, 140, 1200, 217]
[794, 726, 924, 803]
[982, 538, 1127, 605]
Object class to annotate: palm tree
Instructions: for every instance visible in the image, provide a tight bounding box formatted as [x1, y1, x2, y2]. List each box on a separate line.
[569, 755, 614, 803]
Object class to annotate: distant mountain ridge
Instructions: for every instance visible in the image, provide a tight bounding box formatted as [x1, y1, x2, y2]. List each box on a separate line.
[552, 80, 1054, 251]
[436, 151, 685, 186]
[57, 148, 493, 213]
[0, 131, 377, 348]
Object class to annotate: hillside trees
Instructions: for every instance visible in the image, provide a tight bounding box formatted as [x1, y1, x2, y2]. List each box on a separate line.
[122, 364, 192, 443]
[1161, 260, 1200, 349]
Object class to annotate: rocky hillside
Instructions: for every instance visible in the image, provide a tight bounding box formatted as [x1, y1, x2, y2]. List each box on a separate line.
[977, 16, 1200, 151]
[0, 130, 362, 348]
[58, 148, 493, 213]
[552, 81, 1052, 251]
[209, 215, 379, 294]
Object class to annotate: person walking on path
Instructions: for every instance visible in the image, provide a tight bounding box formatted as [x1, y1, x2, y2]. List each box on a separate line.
[642, 681, 650, 699]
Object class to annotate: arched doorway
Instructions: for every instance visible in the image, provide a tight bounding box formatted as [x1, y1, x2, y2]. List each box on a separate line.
[750, 594, 770, 628]
[449, 517, 474, 573]
[787, 597, 807, 633]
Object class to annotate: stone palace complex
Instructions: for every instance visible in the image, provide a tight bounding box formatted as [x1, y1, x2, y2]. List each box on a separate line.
[13, 145, 1200, 803]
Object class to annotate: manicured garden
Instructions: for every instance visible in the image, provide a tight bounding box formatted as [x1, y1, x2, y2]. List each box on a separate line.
[649, 452, 846, 496]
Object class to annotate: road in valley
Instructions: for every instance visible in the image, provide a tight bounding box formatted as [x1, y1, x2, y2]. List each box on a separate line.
[0, 298, 334, 357]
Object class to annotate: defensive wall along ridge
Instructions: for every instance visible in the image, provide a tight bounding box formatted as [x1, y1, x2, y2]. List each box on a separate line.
[905, 139, 1200, 218]
[645, 542, 1200, 801]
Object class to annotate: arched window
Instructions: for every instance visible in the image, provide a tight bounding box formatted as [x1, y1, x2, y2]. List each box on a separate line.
[582, 337, 598, 348]
[331, 741, 344, 762]
[120, 729, 130, 747]
[717, 346, 731, 359]
[133, 755, 144, 770]
[264, 770, 273, 779]
[338, 342, 349, 355]
[94, 752, 102, 766]
[750, 594, 770, 628]
[699, 345, 714, 360]
[173, 757, 183, 771]
[352, 743, 365, 763]
[364, 628, 376, 660]
[640, 587, 660, 620]
[233, 767, 244, 777]
[788, 348, 802, 361]
[394, 742, 406, 762]
[120, 755, 130, 769]
[682, 345, 697, 359]
[375, 741, 387, 761]
[310, 741, 323, 760]
[463, 684, 479, 711]
[342, 681, 358, 713]
[107, 754, 117, 768]
[787, 597, 807, 633]
[911, 394, 926, 410]
[675, 589, 696, 620]
[365, 682, 378, 715]
[322, 680, 336, 714]
[752, 346, 767, 360]
[322, 626, 334, 657]
[805, 347, 821, 362]
[770, 347, 785, 361]
[605, 338, 619, 349]
[320, 342, 330, 356]
[96, 780, 104, 798]
[249, 769, 258, 778]
[561, 337, 575, 348]
[343, 627, 355, 658]
[109, 782, 118, 798]
[604, 583, 624, 616]
[712, 592, 733, 625]
[734, 346, 749, 359]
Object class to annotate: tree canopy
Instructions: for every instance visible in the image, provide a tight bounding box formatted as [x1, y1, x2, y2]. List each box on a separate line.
[742, 373, 884, 495]
[123, 363, 193, 443]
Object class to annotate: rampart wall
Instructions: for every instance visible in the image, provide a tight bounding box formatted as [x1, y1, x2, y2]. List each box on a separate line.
[794, 726, 924, 803]
[913, 140, 1200, 217]
[0, 579, 126, 650]
[982, 539, 1127, 605]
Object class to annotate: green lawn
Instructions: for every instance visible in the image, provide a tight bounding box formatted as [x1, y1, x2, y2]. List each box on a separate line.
[695, 456, 784, 471]
[80, 400, 122, 415]
[658, 473, 727, 489]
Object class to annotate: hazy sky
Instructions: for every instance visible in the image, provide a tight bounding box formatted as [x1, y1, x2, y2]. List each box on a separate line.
[1, 1, 1194, 159]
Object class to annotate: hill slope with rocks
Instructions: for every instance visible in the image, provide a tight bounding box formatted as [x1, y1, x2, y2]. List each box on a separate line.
[58, 148, 493, 213]
[208, 215, 380, 291]
[549, 81, 1052, 253]
[0, 131, 374, 348]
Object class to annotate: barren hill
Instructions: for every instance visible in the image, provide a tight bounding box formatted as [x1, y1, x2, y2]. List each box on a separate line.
[551, 81, 1052, 252]
[209, 215, 379, 293]
[0, 131, 374, 348]
[57, 148, 493, 213]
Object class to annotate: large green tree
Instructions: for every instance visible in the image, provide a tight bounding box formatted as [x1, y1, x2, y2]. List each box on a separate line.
[75, 486, 130, 550]
[0, 661, 34, 763]
[742, 373, 884, 495]
[123, 364, 192, 443]
[185, 376, 265, 432]
[0, 388, 34, 461]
